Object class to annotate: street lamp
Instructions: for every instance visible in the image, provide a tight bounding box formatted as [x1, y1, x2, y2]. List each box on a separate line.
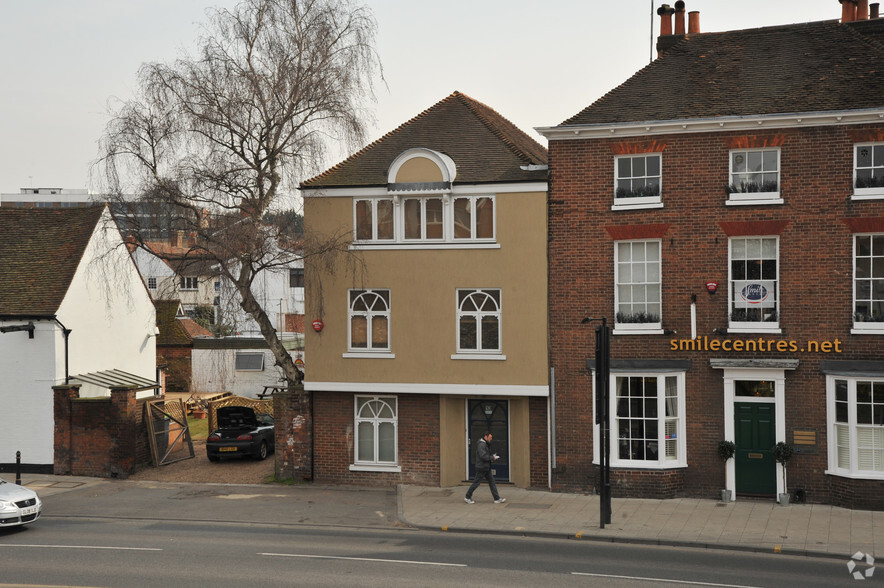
[582, 316, 612, 528]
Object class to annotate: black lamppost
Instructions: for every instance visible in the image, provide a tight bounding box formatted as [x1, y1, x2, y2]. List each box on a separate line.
[582, 316, 612, 528]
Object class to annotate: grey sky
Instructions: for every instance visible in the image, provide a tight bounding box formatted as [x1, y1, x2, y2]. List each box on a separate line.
[0, 0, 844, 194]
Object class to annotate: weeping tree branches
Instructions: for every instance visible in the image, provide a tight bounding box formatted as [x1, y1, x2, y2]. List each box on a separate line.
[95, 0, 381, 386]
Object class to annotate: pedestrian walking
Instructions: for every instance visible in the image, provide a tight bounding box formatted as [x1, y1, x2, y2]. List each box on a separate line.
[465, 432, 505, 504]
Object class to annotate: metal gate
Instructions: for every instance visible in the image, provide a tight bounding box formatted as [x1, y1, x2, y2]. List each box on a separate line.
[145, 399, 195, 466]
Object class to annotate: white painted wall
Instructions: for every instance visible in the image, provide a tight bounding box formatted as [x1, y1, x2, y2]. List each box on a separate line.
[191, 345, 303, 398]
[218, 258, 304, 337]
[0, 320, 61, 466]
[0, 207, 157, 467]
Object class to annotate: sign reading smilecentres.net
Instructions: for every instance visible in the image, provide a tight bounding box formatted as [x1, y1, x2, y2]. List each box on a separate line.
[669, 336, 844, 353]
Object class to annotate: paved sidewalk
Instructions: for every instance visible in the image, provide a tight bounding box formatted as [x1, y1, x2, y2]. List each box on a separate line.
[6, 473, 881, 560]
[398, 485, 883, 559]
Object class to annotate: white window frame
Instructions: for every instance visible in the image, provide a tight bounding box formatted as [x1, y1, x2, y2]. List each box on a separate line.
[827, 376, 884, 480]
[346, 289, 391, 355]
[614, 239, 663, 334]
[613, 153, 662, 209]
[401, 196, 445, 241]
[853, 143, 884, 200]
[354, 198, 395, 242]
[179, 276, 198, 291]
[234, 351, 264, 371]
[852, 234, 884, 333]
[453, 288, 504, 359]
[452, 195, 496, 241]
[593, 372, 687, 469]
[350, 395, 401, 472]
[727, 148, 782, 205]
[353, 195, 497, 246]
[728, 236, 781, 333]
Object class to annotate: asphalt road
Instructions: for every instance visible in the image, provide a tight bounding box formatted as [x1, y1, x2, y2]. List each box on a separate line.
[0, 515, 866, 587]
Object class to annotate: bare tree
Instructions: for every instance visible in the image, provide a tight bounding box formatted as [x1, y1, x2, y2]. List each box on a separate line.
[95, 0, 380, 388]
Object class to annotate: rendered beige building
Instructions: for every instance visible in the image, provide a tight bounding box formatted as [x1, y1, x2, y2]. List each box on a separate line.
[301, 92, 551, 488]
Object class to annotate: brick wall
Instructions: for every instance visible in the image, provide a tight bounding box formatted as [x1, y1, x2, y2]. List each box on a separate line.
[529, 396, 550, 487]
[53, 385, 153, 477]
[309, 392, 441, 487]
[273, 386, 313, 481]
[158, 346, 192, 393]
[548, 123, 884, 504]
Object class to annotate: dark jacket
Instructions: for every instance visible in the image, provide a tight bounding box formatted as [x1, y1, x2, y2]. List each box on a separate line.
[474, 438, 493, 472]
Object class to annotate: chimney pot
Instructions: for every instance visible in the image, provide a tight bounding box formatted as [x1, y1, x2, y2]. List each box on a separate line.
[657, 4, 675, 36]
[674, 1, 686, 34]
[841, 0, 857, 22]
[688, 10, 701, 33]
[872, 3, 880, 18]
[858, 0, 870, 18]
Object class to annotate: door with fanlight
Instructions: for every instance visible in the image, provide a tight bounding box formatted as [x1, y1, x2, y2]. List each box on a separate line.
[467, 399, 509, 481]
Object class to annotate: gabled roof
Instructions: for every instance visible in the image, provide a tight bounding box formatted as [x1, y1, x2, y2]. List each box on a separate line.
[302, 91, 548, 188]
[560, 19, 884, 127]
[154, 299, 212, 345]
[0, 206, 105, 316]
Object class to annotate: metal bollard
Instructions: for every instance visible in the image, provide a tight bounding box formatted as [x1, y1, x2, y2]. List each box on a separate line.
[15, 451, 21, 485]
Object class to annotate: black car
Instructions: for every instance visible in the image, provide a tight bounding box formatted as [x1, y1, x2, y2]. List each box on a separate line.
[206, 406, 275, 461]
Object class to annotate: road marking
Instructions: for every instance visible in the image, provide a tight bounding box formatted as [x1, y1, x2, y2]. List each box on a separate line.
[0, 544, 161, 552]
[572, 572, 761, 587]
[260, 553, 467, 567]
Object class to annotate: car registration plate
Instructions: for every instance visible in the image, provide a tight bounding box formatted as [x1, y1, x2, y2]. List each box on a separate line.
[21, 506, 37, 516]
[219, 447, 238, 452]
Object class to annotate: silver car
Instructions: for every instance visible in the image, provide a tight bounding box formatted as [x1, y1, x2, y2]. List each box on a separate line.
[0, 478, 42, 527]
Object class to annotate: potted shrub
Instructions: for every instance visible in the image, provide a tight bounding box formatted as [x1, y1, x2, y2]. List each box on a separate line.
[773, 441, 794, 506]
[717, 440, 736, 502]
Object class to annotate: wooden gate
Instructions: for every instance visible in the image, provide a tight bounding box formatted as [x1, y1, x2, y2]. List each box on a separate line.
[145, 399, 195, 466]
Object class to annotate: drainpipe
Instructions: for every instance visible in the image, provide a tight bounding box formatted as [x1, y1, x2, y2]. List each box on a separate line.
[53, 317, 72, 384]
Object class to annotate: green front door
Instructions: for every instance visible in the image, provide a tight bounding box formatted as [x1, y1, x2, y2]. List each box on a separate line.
[734, 402, 777, 495]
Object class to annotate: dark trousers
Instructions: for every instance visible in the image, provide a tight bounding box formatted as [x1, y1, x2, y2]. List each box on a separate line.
[465, 468, 499, 500]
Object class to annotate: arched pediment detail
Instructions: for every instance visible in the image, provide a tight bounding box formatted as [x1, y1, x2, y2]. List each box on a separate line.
[387, 148, 456, 193]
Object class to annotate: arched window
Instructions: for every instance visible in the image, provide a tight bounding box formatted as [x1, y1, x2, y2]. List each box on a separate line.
[355, 396, 398, 465]
[349, 290, 390, 351]
[457, 289, 501, 353]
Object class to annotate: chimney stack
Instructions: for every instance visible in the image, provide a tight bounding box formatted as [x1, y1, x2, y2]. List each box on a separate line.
[674, 1, 686, 34]
[688, 11, 701, 33]
[657, 4, 675, 36]
[858, 0, 870, 18]
[841, 0, 858, 22]
[872, 3, 880, 18]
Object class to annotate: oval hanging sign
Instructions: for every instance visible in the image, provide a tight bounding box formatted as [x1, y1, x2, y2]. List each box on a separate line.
[312, 319, 324, 332]
[740, 283, 768, 304]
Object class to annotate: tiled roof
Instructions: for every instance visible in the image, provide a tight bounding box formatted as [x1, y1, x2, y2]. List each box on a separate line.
[154, 299, 213, 345]
[302, 91, 548, 188]
[0, 206, 104, 316]
[180, 318, 212, 338]
[561, 19, 884, 126]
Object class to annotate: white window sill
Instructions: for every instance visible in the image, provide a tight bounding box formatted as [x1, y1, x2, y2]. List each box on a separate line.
[611, 201, 664, 211]
[613, 327, 664, 336]
[343, 352, 395, 359]
[593, 460, 687, 470]
[451, 353, 506, 361]
[351, 242, 500, 251]
[727, 325, 782, 334]
[851, 189, 884, 201]
[349, 463, 402, 473]
[726, 197, 783, 206]
[825, 468, 884, 481]
[850, 327, 884, 335]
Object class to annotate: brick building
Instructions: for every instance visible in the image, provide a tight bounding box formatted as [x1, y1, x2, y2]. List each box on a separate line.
[301, 92, 550, 488]
[539, 4, 884, 508]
